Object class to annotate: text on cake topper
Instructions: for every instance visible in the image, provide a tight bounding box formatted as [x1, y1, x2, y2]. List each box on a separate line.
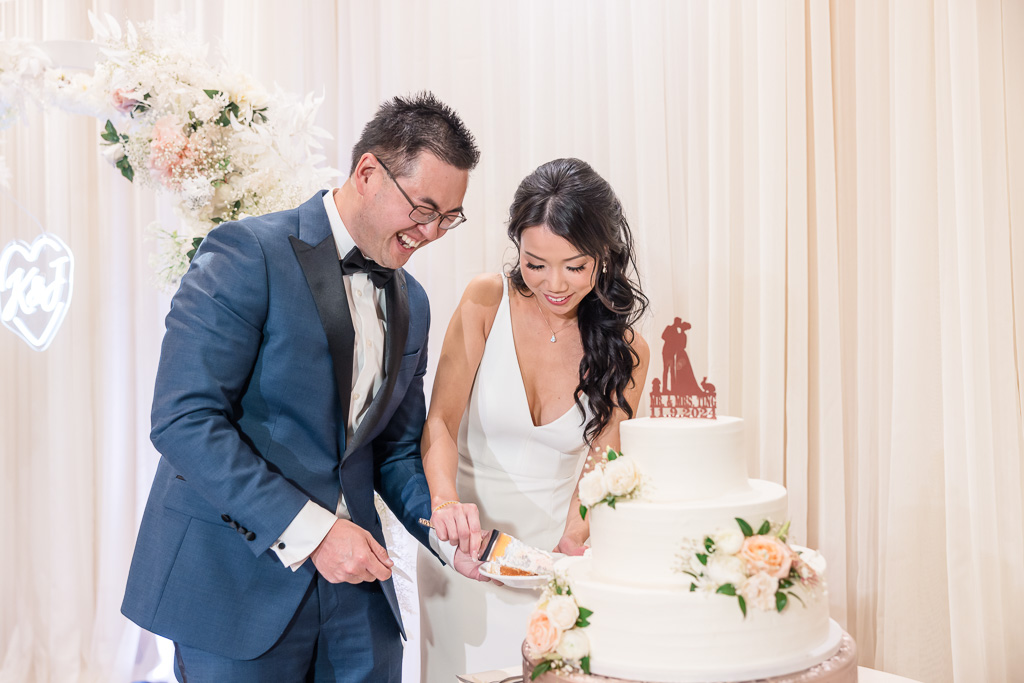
[650, 317, 716, 418]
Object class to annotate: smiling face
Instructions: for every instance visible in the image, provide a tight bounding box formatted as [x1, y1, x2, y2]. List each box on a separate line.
[347, 151, 469, 269]
[519, 224, 598, 316]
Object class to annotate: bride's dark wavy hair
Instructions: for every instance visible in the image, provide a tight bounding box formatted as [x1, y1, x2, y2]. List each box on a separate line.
[506, 158, 648, 447]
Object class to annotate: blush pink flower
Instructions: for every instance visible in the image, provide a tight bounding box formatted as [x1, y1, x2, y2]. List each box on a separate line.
[111, 88, 142, 114]
[148, 116, 191, 186]
[739, 535, 794, 579]
[526, 609, 562, 655]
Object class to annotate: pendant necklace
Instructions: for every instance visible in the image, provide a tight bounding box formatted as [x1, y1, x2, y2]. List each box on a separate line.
[532, 293, 576, 343]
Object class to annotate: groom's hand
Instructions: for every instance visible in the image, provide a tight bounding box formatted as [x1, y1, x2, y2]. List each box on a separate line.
[310, 519, 394, 584]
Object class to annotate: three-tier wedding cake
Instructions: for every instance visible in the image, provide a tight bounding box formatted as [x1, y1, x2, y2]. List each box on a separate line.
[523, 416, 857, 683]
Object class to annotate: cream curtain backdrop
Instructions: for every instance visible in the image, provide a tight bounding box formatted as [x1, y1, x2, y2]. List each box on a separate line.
[0, 1, 1021, 682]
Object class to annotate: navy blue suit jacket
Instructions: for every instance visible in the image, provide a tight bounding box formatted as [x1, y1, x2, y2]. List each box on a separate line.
[122, 191, 436, 659]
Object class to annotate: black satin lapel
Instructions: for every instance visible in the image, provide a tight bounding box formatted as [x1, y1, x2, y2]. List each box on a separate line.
[344, 270, 410, 458]
[290, 235, 355, 431]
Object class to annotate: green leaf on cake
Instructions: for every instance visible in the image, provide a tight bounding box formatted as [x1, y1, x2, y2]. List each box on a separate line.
[116, 156, 134, 182]
[704, 537, 715, 553]
[606, 448, 619, 461]
[696, 553, 707, 566]
[787, 591, 806, 608]
[580, 504, 587, 521]
[690, 583, 697, 592]
[757, 520, 771, 535]
[737, 595, 748, 617]
[576, 607, 593, 628]
[716, 583, 736, 596]
[531, 660, 553, 680]
[776, 591, 788, 613]
[778, 520, 791, 542]
[607, 496, 617, 509]
[581, 656, 592, 674]
[204, 89, 222, 99]
[736, 518, 754, 537]
[779, 578, 793, 589]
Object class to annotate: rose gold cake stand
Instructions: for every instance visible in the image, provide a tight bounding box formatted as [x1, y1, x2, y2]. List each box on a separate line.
[522, 633, 858, 683]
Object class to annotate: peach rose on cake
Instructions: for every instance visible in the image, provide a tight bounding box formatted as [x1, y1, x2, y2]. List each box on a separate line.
[603, 456, 640, 496]
[544, 595, 580, 631]
[578, 466, 610, 507]
[739, 571, 779, 611]
[739, 535, 794, 579]
[526, 609, 562, 655]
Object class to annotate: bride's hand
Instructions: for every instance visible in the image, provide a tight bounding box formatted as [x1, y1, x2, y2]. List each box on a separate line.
[431, 501, 483, 557]
[553, 534, 588, 556]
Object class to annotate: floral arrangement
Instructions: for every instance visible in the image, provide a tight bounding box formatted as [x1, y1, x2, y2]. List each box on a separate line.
[526, 573, 593, 679]
[86, 14, 338, 289]
[0, 14, 339, 290]
[577, 447, 642, 520]
[675, 517, 825, 617]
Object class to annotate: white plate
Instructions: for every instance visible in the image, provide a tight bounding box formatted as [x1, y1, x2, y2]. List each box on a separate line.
[479, 563, 549, 589]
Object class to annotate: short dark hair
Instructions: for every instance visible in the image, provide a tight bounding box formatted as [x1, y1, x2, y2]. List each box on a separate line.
[349, 91, 480, 177]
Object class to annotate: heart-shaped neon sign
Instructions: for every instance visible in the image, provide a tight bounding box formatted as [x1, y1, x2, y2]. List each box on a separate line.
[0, 233, 74, 351]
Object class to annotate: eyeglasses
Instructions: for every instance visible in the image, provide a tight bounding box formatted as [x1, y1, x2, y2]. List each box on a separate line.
[376, 157, 467, 230]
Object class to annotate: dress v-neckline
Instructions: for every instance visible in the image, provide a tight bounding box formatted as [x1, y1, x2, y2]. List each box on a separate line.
[505, 281, 579, 429]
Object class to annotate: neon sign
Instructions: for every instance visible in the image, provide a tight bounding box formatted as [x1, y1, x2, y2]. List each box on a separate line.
[0, 233, 74, 351]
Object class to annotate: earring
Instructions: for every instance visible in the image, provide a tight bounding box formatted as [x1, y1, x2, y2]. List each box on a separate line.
[602, 261, 608, 274]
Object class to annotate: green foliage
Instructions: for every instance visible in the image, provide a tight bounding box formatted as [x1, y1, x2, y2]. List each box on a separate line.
[757, 520, 771, 535]
[581, 656, 591, 674]
[185, 236, 204, 262]
[736, 518, 754, 537]
[531, 660, 552, 680]
[716, 583, 736, 596]
[737, 595, 747, 617]
[776, 591, 788, 613]
[579, 504, 587, 521]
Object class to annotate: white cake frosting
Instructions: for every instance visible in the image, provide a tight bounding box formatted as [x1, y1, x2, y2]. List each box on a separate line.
[560, 416, 840, 683]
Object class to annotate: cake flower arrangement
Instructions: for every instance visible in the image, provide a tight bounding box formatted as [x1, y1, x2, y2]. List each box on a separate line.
[526, 573, 594, 679]
[676, 518, 826, 617]
[577, 447, 642, 520]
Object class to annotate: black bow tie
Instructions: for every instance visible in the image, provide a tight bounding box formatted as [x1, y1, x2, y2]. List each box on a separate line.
[340, 246, 394, 288]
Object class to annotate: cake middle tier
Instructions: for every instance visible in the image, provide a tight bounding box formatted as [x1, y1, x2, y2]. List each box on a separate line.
[589, 479, 789, 586]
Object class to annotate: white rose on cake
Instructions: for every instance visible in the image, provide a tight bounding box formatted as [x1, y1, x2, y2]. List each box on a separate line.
[739, 571, 779, 611]
[603, 456, 640, 496]
[555, 628, 591, 661]
[706, 553, 747, 587]
[578, 466, 610, 507]
[544, 595, 580, 631]
[712, 528, 745, 555]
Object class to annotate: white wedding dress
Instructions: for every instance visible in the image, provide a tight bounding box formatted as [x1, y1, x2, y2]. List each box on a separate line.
[417, 276, 591, 682]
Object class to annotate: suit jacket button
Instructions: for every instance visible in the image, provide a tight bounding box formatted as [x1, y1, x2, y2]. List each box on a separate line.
[238, 526, 247, 535]
[246, 531, 256, 541]
[221, 514, 231, 523]
[230, 521, 239, 530]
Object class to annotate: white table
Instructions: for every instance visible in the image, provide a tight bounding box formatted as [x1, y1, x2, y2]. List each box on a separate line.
[457, 665, 923, 683]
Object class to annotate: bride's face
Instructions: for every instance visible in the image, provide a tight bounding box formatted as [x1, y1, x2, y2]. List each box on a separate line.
[519, 224, 598, 316]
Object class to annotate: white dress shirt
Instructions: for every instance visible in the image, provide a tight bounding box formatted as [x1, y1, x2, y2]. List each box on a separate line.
[272, 191, 454, 570]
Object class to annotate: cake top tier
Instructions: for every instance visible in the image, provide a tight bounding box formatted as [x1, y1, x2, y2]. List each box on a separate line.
[620, 416, 747, 502]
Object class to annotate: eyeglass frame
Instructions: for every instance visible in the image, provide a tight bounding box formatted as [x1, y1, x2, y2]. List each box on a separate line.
[374, 156, 467, 230]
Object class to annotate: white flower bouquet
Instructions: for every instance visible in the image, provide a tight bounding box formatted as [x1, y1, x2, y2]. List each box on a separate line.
[578, 447, 642, 520]
[676, 518, 825, 617]
[526, 574, 594, 679]
[86, 13, 339, 289]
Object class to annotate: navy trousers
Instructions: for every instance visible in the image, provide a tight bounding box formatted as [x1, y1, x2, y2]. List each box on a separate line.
[173, 575, 402, 683]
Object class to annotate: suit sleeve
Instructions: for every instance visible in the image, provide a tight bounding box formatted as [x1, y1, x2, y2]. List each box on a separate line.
[150, 221, 310, 556]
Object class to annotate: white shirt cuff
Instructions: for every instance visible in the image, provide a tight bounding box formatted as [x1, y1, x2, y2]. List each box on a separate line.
[428, 528, 458, 567]
[273, 500, 338, 571]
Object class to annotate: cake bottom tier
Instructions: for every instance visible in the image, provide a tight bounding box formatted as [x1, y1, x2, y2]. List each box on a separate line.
[522, 631, 857, 683]
[561, 557, 836, 683]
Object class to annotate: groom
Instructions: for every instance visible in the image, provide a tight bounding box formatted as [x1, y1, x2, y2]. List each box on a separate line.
[122, 92, 481, 682]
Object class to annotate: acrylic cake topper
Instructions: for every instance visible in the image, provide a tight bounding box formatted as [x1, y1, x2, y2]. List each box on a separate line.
[650, 317, 716, 419]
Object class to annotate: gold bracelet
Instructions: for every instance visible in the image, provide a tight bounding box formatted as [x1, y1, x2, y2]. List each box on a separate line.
[432, 500, 460, 513]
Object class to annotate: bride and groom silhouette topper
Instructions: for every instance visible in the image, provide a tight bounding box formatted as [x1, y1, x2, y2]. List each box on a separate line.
[650, 317, 717, 419]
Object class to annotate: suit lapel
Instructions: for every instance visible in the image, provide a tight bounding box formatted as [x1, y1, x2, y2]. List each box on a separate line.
[290, 233, 356, 433]
[343, 269, 410, 460]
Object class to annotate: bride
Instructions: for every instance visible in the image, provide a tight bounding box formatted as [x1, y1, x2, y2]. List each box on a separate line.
[417, 158, 650, 680]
